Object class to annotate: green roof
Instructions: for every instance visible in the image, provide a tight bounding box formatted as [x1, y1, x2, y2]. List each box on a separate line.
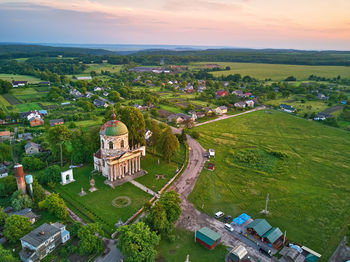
[246, 219, 272, 236]
[100, 120, 128, 136]
[195, 227, 221, 246]
[262, 227, 283, 243]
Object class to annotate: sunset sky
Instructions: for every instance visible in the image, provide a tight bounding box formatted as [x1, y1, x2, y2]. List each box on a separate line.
[0, 0, 349, 50]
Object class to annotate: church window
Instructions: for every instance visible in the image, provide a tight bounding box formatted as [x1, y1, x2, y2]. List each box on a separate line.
[109, 141, 113, 149]
[102, 140, 104, 149]
[102, 160, 105, 167]
[121, 140, 124, 148]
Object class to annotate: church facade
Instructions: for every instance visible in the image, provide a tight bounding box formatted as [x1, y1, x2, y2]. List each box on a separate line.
[93, 114, 145, 183]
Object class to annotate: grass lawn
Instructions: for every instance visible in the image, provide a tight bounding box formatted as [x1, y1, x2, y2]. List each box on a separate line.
[74, 117, 104, 128]
[16, 102, 43, 112]
[136, 144, 186, 192]
[156, 229, 227, 262]
[0, 73, 41, 83]
[159, 104, 185, 114]
[54, 164, 151, 234]
[189, 110, 350, 260]
[84, 63, 123, 73]
[190, 62, 350, 80]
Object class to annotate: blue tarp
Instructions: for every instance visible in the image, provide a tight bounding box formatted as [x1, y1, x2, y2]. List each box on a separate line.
[233, 217, 245, 225]
[239, 213, 251, 222]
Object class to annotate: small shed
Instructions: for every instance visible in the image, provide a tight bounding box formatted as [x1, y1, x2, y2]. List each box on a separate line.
[228, 245, 248, 262]
[246, 219, 272, 237]
[195, 227, 221, 250]
[208, 163, 215, 171]
[209, 149, 215, 157]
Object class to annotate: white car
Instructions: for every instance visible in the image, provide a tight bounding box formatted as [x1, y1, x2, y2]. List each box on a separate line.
[224, 223, 234, 232]
[214, 211, 224, 218]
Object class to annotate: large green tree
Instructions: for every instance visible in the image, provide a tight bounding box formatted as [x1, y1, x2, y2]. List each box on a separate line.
[47, 125, 72, 167]
[159, 190, 182, 224]
[117, 222, 160, 262]
[0, 143, 12, 164]
[0, 176, 17, 197]
[120, 106, 146, 146]
[77, 223, 103, 255]
[147, 120, 161, 151]
[159, 127, 179, 162]
[3, 215, 32, 243]
[11, 190, 33, 211]
[39, 193, 68, 220]
[0, 207, 7, 227]
[32, 178, 46, 207]
[145, 202, 172, 237]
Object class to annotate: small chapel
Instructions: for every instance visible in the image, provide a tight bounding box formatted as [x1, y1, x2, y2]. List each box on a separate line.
[93, 113, 145, 185]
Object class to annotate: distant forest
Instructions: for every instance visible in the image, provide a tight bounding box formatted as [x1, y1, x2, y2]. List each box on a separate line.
[1, 44, 350, 66]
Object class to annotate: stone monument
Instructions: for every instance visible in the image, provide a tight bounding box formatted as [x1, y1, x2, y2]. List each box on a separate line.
[79, 187, 86, 197]
[61, 169, 75, 185]
[89, 178, 98, 192]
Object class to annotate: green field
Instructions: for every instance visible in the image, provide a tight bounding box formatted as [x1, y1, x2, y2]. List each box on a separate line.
[54, 164, 151, 234]
[191, 62, 350, 80]
[189, 110, 350, 260]
[156, 229, 227, 262]
[84, 63, 123, 73]
[159, 104, 185, 114]
[0, 73, 41, 83]
[10, 87, 47, 102]
[16, 102, 43, 112]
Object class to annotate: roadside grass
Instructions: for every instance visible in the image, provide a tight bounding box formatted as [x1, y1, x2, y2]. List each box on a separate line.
[156, 228, 227, 262]
[16, 102, 43, 112]
[190, 62, 350, 80]
[0, 73, 41, 83]
[54, 164, 151, 234]
[189, 110, 350, 260]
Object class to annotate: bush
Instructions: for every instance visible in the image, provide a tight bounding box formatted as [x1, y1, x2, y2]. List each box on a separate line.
[22, 156, 46, 171]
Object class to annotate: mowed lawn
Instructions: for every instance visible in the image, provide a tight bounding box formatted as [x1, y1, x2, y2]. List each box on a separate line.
[156, 229, 227, 262]
[16, 102, 43, 112]
[189, 110, 350, 260]
[54, 164, 151, 233]
[190, 62, 350, 80]
[0, 73, 41, 83]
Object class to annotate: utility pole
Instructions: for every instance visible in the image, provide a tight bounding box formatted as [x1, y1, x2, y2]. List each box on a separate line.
[283, 230, 287, 244]
[260, 193, 269, 216]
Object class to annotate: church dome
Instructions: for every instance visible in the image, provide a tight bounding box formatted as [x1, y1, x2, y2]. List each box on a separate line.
[100, 114, 128, 136]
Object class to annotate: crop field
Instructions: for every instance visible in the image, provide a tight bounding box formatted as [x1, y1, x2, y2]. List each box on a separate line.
[16, 103, 43, 112]
[0, 73, 41, 83]
[189, 110, 350, 260]
[10, 87, 47, 102]
[54, 164, 151, 234]
[2, 93, 21, 105]
[0, 95, 11, 112]
[190, 62, 350, 80]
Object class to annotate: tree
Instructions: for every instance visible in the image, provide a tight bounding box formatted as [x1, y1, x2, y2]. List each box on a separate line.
[159, 190, 182, 224]
[32, 178, 46, 206]
[0, 143, 12, 164]
[39, 193, 68, 220]
[3, 215, 32, 243]
[109, 91, 121, 102]
[159, 127, 179, 162]
[0, 176, 17, 197]
[117, 222, 160, 262]
[147, 120, 161, 151]
[120, 106, 146, 146]
[11, 190, 33, 211]
[0, 207, 7, 227]
[183, 118, 194, 129]
[145, 202, 172, 237]
[22, 156, 45, 171]
[0, 244, 16, 262]
[0, 79, 12, 94]
[77, 223, 103, 255]
[47, 125, 72, 167]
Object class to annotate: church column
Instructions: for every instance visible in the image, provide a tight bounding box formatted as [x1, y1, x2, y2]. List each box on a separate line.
[114, 164, 117, 181]
[122, 162, 125, 178]
[138, 156, 141, 171]
[132, 158, 135, 174]
[129, 160, 131, 175]
[109, 165, 113, 181]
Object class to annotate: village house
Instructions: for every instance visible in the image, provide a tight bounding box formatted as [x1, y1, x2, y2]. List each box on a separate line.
[103, 91, 109, 97]
[39, 110, 48, 116]
[198, 85, 206, 92]
[280, 104, 296, 113]
[167, 113, 192, 124]
[12, 80, 28, 88]
[188, 110, 198, 120]
[86, 93, 92, 98]
[227, 245, 249, 262]
[76, 76, 92, 80]
[18, 133, 33, 141]
[145, 129, 153, 141]
[0, 130, 12, 141]
[134, 104, 143, 110]
[234, 101, 246, 108]
[50, 119, 64, 126]
[204, 107, 214, 115]
[243, 92, 252, 97]
[93, 99, 108, 108]
[314, 112, 332, 121]
[29, 116, 44, 127]
[245, 100, 255, 107]
[93, 86, 102, 92]
[20, 222, 70, 262]
[215, 106, 228, 115]
[317, 93, 329, 100]
[4, 207, 40, 224]
[196, 112, 205, 118]
[232, 90, 244, 97]
[69, 89, 83, 98]
[195, 227, 221, 250]
[216, 90, 229, 98]
[25, 142, 41, 155]
[39, 81, 50, 86]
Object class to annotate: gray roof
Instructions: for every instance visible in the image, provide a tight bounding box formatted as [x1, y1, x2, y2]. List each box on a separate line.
[49, 119, 64, 125]
[20, 223, 61, 248]
[25, 142, 40, 150]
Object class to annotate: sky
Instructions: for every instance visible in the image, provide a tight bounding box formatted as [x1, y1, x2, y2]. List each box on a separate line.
[0, 0, 350, 50]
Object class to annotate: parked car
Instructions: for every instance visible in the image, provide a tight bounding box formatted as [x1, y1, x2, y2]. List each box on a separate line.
[224, 223, 234, 232]
[214, 211, 224, 218]
[259, 246, 272, 257]
[223, 215, 232, 222]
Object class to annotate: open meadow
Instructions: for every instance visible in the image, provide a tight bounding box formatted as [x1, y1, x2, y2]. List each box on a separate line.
[0, 73, 41, 83]
[191, 62, 350, 80]
[189, 110, 350, 260]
